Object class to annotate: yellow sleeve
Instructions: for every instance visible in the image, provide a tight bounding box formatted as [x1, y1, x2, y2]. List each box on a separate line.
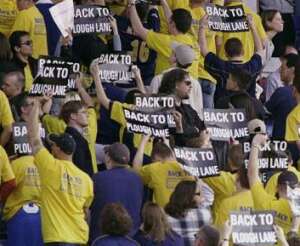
[34, 147, 57, 176]
[110, 101, 130, 126]
[215, 198, 230, 227]
[83, 179, 94, 208]
[265, 173, 279, 197]
[0, 146, 15, 183]
[11, 10, 31, 34]
[42, 114, 66, 135]
[203, 172, 236, 197]
[138, 165, 154, 188]
[285, 112, 298, 141]
[253, 13, 267, 41]
[0, 90, 14, 127]
[251, 181, 278, 210]
[146, 31, 172, 58]
[87, 108, 97, 143]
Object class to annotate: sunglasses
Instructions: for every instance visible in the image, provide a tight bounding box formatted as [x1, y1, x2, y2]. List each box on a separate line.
[20, 40, 33, 46]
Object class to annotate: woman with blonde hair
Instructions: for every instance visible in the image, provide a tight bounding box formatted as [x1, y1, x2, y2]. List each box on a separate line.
[133, 202, 184, 246]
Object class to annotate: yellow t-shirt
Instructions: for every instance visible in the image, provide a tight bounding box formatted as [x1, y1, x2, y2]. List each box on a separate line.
[110, 101, 153, 157]
[265, 166, 300, 197]
[3, 155, 41, 221]
[138, 160, 192, 207]
[203, 171, 236, 222]
[146, 30, 200, 79]
[0, 146, 15, 184]
[251, 181, 293, 235]
[218, 3, 267, 62]
[285, 104, 300, 141]
[24, 64, 34, 92]
[34, 148, 93, 244]
[0, 90, 14, 128]
[42, 108, 98, 173]
[215, 190, 254, 227]
[11, 5, 48, 59]
[0, 0, 18, 37]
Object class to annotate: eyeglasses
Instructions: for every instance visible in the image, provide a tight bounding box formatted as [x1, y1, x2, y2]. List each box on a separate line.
[184, 80, 192, 86]
[20, 40, 33, 46]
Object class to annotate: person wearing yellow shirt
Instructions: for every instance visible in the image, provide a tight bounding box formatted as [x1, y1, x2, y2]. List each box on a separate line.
[0, 89, 14, 146]
[26, 100, 94, 245]
[128, 0, 200, 79]
[248, 133, 299, 236]
[218, 0, 267, 62]
[12, 0, 48, 58]
[9, 31, 37, 92]
[133, 134, 194, 207]
[3, 155, 43, 246]
[0, 0, 18, 37]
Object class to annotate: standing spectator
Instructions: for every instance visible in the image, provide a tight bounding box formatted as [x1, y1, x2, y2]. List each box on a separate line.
[0, 0, 18, 37]
[36, 0, 60, 56]
[90, 143, 143, 242]
[0, 89, 14, 146]
[9, 31, 37, 92]
[12, 0, 48, 58]
[265, 54, 299, 139]
[165, 180, 211, 246]
[91, 203, 139, 246]
[27, 100, 94, 245]
[134, 202, 184, 246]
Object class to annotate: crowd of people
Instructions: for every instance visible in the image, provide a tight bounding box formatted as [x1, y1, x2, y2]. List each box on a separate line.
[0, 0, 300, 245]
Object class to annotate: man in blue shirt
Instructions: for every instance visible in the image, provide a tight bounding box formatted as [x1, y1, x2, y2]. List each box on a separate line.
[90, 142, 144, 243]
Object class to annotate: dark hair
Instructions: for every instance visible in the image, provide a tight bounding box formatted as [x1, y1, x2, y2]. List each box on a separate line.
[171, 9, 192, 34]
[136, 2, 150, 22]
[100, 203, 133, 236]
[158, 68, 188, 95]
[142, 202, 172, 242]
[229, 94, 257, 121]
[125, 89, 141, 104]
[0, 32, 12, 61]
[196, 225, 220, 246]
[225, 38, 243, 57]
[60, 100, 84, 123]
[261, 10, 280, 31]
[287, 236, 300, 246]
[282, 53, 299, 68]
[165, 180, 197, 218]
[151, 142, 173, 161]
[293, 58, 300, 93]
[237, 165, 250, 189]
[9, 31, 30, 54]
[230, 68, 252, 91]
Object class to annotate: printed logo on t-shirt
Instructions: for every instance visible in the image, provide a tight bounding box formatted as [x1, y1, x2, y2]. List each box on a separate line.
[34, 17, 46, 35]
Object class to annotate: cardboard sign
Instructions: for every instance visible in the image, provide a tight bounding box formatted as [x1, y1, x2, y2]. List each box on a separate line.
[230, 211, 277, 246]
[205, 4, 249, 32]
[97, 54, 133, 83]
[203, 109, 249, 141]
[30, 56, 80, 97]
[134, 94, 175, 111]
[123, 107, 175, 137]
[243, 140, 288, 172]
[174, 147, 220, 177]
[12, 122, 46, 155]
[73, 5, 111, 35]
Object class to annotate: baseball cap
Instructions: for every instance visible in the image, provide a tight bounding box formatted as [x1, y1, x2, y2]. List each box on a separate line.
[47, 133, 76, 155]
[247, 119, 266, 135]
[278, 171, 299, 188]
[171, 42, 196, 66]
[104, 143, 130, 165]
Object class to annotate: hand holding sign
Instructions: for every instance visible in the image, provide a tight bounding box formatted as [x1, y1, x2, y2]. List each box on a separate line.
[108, 15, 118, 33]
[252, 134, 268, 149]
[246, 14, 254, 29]
[89, 58, 100, 78]
[273, 225, 288, 246]
[172, 111, 183, 133]
[199, 15, 209, 29]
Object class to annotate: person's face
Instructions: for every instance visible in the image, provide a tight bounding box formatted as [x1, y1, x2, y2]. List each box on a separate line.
[268, 12, 284, 33]
[226, 74, 238, 91]
[19, 35, 33, 56]
[21, 97, 35, 118]
[280, 59, 294, 84]
[1, 73, 21, 97]
[176, 76, 192, 99]
[168, 19, 176, 35]
[72, 107, 88, 127]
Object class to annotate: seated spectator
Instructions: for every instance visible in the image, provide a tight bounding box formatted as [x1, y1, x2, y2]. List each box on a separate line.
[91, 203, 139, 246]
[90, 143, 143, 242]
[12, 0, 48, 58]
[133, 202, 184, 246]
[133, 135, 193, 207]
[165, 180, 211, 246]
[265, 53, 299, 139]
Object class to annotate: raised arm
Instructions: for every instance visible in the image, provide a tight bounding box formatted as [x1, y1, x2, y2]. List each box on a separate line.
[198, 15, 209, 57]
[247, 134, 268, 187]
[247, 14, 263, 57]
[132, 134, 150, 170]
[75, 73, 94, 108]
[90, 59, 110, 110]
[128, 0, 149, 40]
[132, 65, 146, 94]
[27, 100, 43, 154]
[160, 0, 172, 26]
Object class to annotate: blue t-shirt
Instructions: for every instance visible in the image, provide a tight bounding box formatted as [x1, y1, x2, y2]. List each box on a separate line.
[116, 9, 160, 85]
[90, 167, 144, 242]
[204, 52, 262, 99]
[133, 230, 184, 246]
[265, 85, 297, 139]
[92, 235, 140, 246]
